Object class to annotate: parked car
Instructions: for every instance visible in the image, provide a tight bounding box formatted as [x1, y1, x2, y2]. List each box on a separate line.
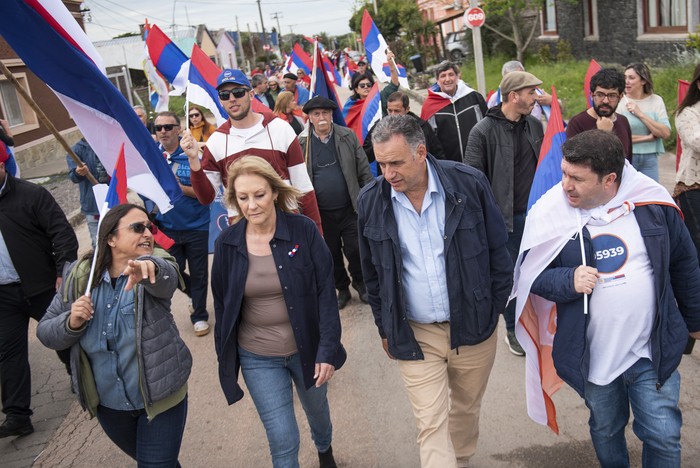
[445, 31, 469, 61]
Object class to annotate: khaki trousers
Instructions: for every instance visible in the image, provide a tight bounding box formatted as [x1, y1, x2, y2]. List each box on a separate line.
[397, 322, 497, 468]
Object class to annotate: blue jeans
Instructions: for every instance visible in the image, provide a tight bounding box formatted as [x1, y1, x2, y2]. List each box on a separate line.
[504, 213, 525, 331]
[238, 347, 333, 468]
[583, 358, 681, 468]
[85, 214, 99, 249]
[632, 153, 660, 182]
[160, 228, 209, 323]
[96, 396, 188, 467]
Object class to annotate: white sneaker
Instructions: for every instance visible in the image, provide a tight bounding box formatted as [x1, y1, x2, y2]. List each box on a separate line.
[193, 321, 210, 337]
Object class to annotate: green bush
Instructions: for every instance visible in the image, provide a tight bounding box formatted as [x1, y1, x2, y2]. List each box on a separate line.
[556, 40, 573, 63]
[538, 44, 552, 64]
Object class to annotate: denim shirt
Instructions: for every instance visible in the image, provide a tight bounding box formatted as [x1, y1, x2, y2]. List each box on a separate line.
[80, 271, 144, 410]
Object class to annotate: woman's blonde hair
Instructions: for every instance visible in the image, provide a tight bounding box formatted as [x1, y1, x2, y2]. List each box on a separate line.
[225, 155, 302, 222]
[273, 91, 295, 114]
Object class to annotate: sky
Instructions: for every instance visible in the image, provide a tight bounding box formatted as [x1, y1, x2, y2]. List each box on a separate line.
[82, 0, 359, 44]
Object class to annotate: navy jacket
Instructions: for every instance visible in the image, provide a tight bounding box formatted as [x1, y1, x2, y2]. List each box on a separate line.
[212, 209, 346, 405]
[357, 155, 512, 360]
[531, 204, 700, 397]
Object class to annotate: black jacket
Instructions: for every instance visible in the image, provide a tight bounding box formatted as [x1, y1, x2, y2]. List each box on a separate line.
[363, 112, 445, 164]
[357, 155, 512, 360]
[464, 106, 544, 231]
[0, 173, 78, 297]
[426, 90, 487, 162]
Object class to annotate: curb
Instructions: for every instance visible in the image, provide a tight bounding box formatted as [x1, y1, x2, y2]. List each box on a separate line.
[68, 209, 84, 228]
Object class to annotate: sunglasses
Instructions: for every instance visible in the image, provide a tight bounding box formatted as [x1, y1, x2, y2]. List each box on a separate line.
[218, 88, 249, 100]
[154, 124, 177, 132]
[115, 222, 158, 235]
[357, 83, 373, 89]
[189, 113, 201, 118]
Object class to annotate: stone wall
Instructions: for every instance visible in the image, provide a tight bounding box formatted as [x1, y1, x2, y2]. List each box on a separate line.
[15, 128, 83, 176]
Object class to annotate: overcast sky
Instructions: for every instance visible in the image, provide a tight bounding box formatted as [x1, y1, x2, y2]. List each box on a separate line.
[83, 0, 358, 43]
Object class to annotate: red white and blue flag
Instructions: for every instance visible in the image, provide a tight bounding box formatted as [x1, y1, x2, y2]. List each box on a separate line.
[0, 142, 19, 178]
[188, 44, 228, 126]
[146, 23, 190, 96]
[310, 42, 346, 126]
[527, 87, 566, 211]
[286, 44, 312, 75]
[0, 0, 182, 213]
[584, 59, 602, 109]
[103, 144, 128, 209]
[143, 21, 169, 112]
[361, 10, 409, 89]
[342, 83, 381, 175]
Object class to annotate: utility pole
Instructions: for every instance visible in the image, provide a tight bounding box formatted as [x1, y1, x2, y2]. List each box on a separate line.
[256, 0, 270, 62]
[235, 16, 246, 68]
[247, 23, 257, 61]
[271, 11, 283, 51]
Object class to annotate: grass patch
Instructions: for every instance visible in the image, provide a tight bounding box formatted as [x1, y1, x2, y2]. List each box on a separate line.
[459, 55, 696, 149]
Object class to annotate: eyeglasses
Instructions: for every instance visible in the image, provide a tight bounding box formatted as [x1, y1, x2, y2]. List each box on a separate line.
[114, 222, 158, 235]
[154, 124, 177, 132]
[356, 83, 372, 89]
[592, 92, 620, 102]
[218, 88, 249, 100]
[189, 113, 201, 118]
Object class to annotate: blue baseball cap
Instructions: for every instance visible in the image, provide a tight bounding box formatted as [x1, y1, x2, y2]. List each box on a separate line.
[216, 69, 251, 89]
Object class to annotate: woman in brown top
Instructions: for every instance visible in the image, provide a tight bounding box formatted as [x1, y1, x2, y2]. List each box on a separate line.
[212, 156, 346, 468]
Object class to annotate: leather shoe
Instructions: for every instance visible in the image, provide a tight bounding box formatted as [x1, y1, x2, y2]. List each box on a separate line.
[353, 281, 369, 303]
[337, 288, 351, 309]
[318, 445, 337, 468]
[0, 417, 33, 438]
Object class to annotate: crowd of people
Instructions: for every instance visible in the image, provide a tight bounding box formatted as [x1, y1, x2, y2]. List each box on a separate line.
[1, 56, 699, 468]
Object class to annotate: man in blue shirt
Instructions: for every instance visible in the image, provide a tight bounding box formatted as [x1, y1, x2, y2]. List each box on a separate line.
[154, 112, 211, 336]
[358, 115, 512, 467]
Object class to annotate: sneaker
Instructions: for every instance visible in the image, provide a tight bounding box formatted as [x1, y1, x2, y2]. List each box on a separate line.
[318, 445, 337, 468]
[504, 330, 525, 356]
[337, 288, 351, 310]
[193, 321, 210, 337]
[0, 417, 34, 438]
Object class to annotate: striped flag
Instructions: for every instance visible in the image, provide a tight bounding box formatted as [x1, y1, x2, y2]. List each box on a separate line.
[361, 10, 409, 89]
[0, 0, 182, 213]
[310, 41, 346, 126]
[341, 83, 381, 175]
[0, 142, 19, 178]
[146, 23, 190, 96]
[188, 44, 228, 126]
[143, 21, 169, 112]
[584, 59, 602, 109]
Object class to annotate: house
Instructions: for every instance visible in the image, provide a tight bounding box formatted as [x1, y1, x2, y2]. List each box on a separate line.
[216, 29, 239, 69]
[196, 24, 218, 63]
[416, 0, 468, 59]
[0, 0, 83, 175]
[541, 0, 699, 64]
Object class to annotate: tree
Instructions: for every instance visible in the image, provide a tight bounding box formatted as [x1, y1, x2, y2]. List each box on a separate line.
[481, 0, 544, 63]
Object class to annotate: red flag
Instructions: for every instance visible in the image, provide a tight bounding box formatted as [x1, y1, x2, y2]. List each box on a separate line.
[584, 59, 602, 109]
[676, 79, 690, 170]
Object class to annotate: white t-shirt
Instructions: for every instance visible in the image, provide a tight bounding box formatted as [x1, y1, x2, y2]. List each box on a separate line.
[586, 212, 655, 385]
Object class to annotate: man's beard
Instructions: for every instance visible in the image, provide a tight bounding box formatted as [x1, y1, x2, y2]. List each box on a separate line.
[594, 102, 617, 117]
[229, 100, 251, 121]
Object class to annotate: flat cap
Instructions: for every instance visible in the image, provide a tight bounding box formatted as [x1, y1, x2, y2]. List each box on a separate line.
[499, 71, 542, 95]
[302, 96, 338, 113]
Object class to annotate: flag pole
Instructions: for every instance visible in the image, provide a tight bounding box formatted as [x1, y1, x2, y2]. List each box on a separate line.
[309, 39, 318, 100]
[0, 61, 98, 185]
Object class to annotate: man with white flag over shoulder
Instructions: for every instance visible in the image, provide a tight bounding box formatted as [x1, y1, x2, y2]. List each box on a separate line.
[513, 129, 700, 466]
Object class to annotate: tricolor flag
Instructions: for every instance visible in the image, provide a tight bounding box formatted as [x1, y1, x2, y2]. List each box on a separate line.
[0, 141, 20, 178]
[584, 59, 602, 109]
[286, 44, 312, 75]
[361, 10, 409, 89]
[676, 79, 690, 170]
[188, 44, 228, 126]
[527, 87, 565, 211]
[310, 41, 346, 126]
[143, 21, 169, 113]
[341, 83, 381, 174]
[146, 23, 190, 96]
[0, 0, 182, 213]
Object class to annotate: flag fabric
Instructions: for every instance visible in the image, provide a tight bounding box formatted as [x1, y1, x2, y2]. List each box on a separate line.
[361, 10, 409, 89]
[512, 162, 679, 434]
[420, 83, 453, 121]
[676, 79, 690, 170]
[584, 59, 602, 109]
[0, 142, 19, 178]
[341, 83, 382, 175]
[143, 21, 169, 113]
[527, 87, 565, 211]
[104, 144, 128, 208]
[286, 44, 312, 75]
[310, 42, 346, 126]
[146, 23, 190, 96]
[188, 45, 228, 126]
[0, 0, 182, 214]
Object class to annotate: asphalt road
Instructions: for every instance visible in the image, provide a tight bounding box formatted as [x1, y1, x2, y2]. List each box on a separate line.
[2, 88, 698, 468]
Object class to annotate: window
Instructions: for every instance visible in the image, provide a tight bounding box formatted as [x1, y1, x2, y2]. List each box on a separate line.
[644, 0, 687, 32]
[0, 73, 38, 134]
[583, 0, 599, 38]
[542, 0, 558, 35]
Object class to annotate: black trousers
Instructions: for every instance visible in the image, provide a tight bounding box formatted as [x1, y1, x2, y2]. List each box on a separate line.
[0, 284, 70, 419]
[319, 205, 364, 291]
